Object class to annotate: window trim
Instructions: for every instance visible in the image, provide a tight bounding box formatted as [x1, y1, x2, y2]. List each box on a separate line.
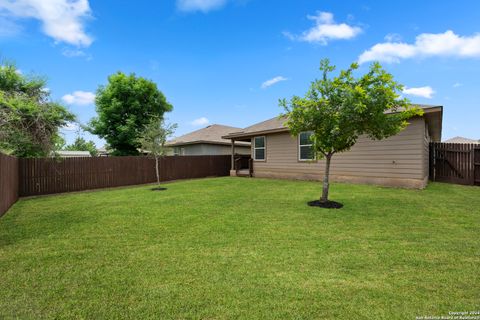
[253, 136, 266, 161]
[298, 131, 315, 161]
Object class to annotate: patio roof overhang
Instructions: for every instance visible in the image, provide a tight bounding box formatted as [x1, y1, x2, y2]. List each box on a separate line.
[222, 128, 289, 141]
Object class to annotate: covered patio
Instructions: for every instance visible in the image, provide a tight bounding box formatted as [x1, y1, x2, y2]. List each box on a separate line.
[227, 137, 253, 177]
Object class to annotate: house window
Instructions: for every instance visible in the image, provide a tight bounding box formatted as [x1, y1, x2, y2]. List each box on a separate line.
[254, 136, 265, 160]
[173, 147, 185, 156]
[299, 131, 314, 161]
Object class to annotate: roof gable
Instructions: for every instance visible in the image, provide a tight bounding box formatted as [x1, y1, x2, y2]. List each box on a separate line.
[167, 124, 251, 147]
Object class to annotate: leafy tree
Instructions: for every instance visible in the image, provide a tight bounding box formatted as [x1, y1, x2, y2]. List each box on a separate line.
[53, 135, 67, 151]
[65, 136, 98, 156]
[0, 62, 75, 157]
[280, 59, 423, 206]
[88, 72, 173, 156]
[137, 116, 177, 187]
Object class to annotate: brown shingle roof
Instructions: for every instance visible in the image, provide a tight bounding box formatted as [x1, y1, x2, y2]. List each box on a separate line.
[443, 136, 479, 144]
[166, 124, 251, 147]
[223, 104, 442, 140]
[238, 116, 288, 135]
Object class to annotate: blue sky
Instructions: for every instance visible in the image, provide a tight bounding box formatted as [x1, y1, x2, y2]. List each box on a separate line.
[1, 0, 479, 146]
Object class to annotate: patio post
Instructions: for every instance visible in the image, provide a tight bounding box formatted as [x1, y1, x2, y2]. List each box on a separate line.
[230, 139, 236, 176]
[231, 139, 235, 169]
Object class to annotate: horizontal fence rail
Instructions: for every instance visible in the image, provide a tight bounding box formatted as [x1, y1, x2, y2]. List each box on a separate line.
[429, 142, 479, 185]
[19, 155, 231, 197]
[0, 153, 19, 216]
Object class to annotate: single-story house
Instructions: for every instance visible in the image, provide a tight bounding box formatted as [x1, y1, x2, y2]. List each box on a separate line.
[96, 146, 111, 157]
[443, 136, 479, 144]
[223, 104, 443, 189]
[166, 124, 251, 156]
[55, 151, 92, 158]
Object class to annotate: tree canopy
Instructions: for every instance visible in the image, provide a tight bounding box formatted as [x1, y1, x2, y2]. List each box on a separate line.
[281, 59, 423, 205]
[88, 72, 173, 156]
[64, 136, 98, 156]
[0, 62, 75, 157]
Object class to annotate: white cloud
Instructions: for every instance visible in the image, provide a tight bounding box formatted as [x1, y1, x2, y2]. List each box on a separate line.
[190, 117, 210, 126]
[261, 76, 288, 89]
[61, 122, 79, 131]
[62, 48, 85, 57]
[359, 30, 480, 64]
[177, 0, 226, 12]
[384, 33, 402, 42]
[62, 91, 95, 105]
[285, 11, 362, 45]
[282, 31, 295, 41]
[453, 82, 463, 88]
[0, 0, 93, 47]
[0, 16, 22, 36]
[403, 86, 435, 99]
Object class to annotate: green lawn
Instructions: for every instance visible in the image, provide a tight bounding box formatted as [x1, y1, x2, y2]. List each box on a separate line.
[0, 177, 479, 319]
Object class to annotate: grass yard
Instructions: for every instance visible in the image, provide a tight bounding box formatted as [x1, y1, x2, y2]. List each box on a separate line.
[0, 177, 479, 319]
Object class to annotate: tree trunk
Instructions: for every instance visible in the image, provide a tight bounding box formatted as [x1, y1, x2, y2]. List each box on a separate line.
[155, 156, 160, 185]
[320, 153, 332, 203]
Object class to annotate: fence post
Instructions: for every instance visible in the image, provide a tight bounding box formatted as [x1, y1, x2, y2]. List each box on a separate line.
[429, 142, 436, 181]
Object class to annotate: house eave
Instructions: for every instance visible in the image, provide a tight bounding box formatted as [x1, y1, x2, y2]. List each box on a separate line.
[223, 105, 443, 141]
[222, 128, 290, 140]
[166, 140, 251, 147]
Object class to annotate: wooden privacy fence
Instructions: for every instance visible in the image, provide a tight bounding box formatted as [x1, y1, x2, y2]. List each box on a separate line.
[429, 142, 480, 185]
[18, 155, 231, 196]
[476, 147, 480, 186]
[0, 153, 19, 216]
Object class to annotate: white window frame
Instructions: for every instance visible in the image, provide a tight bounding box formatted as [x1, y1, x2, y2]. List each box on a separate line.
[253, 136, 266, 161]
[298, 131, 314, 161]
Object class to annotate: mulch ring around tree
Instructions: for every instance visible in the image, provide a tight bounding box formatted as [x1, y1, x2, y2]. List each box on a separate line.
[151, 187, 168, 191]
[307, 200, 343, 209]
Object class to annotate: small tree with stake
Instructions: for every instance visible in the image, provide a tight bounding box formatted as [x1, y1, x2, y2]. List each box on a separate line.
[280, 59, 423, 208]
[137, 116, 177, 191]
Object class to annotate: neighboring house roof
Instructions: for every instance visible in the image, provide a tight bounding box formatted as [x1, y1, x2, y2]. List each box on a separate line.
[56, 151, 91, 157]
[443, 136, 480, 144]
[223, 104, 443, 142]
[97, 146, 110, 153]
[166, 124, 251, 147]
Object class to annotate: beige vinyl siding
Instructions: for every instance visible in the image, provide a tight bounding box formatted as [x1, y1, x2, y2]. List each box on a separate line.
[423, 123, 431, 179]
[251, 117, 428, 188]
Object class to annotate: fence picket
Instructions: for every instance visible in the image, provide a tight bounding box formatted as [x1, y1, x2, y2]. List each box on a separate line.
[429, 142, 477, 185]
[0, 154, 19, 216]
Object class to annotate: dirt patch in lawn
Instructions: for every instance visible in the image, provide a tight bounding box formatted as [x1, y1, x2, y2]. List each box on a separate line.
[307, 200, 343, 209]
[151, 187, 167, 191]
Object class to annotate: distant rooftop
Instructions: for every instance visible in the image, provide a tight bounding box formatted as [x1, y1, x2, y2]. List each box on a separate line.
[55, 151, 91, 158]
[443, 136, 479, 144]
[166, 124, 251, 147]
